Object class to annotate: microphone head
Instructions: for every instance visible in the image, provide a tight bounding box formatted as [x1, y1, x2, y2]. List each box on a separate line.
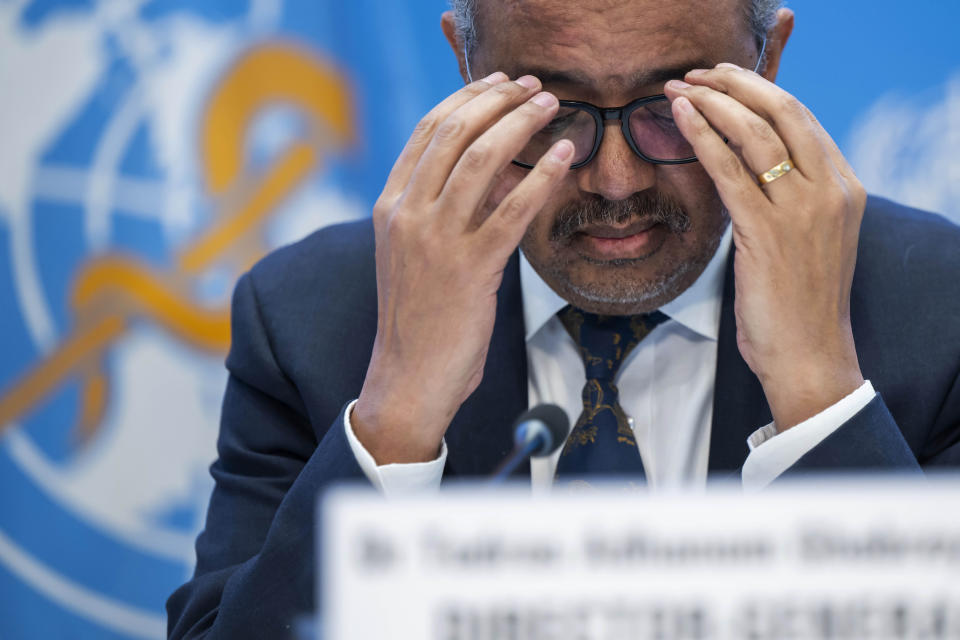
[513, 404, 570, 457]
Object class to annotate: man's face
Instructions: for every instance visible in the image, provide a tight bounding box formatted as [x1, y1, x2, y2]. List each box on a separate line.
[469, 0, 763, 314]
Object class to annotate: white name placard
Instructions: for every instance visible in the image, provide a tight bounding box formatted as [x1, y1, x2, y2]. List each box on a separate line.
[320, 477, 960, 640]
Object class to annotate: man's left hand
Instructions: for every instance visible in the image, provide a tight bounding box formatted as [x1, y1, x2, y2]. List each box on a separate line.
[664, 64, 867, 433]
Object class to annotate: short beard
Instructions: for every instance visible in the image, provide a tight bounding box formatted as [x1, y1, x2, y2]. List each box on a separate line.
[566, 258, 695, 306]
[522, 190, 727, 312]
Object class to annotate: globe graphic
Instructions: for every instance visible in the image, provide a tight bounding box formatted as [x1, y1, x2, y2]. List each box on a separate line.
[0, 2, 355, 636]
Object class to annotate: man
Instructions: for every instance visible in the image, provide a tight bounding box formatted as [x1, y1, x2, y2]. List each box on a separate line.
[167, 0, 960, 636]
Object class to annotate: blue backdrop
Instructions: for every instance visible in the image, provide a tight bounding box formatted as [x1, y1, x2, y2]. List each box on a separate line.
[0, 1, 956, 638]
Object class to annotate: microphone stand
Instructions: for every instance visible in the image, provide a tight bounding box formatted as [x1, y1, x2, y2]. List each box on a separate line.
[489, 436, 543, 485]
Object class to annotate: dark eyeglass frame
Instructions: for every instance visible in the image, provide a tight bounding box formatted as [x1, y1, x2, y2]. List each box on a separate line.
[495, 37, 767, 170]
[510, 94, 696, 170]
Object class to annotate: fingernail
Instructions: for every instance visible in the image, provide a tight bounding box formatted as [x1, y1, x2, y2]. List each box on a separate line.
[674, 96, 694, 115]
[549, 139, 574, 162]
[686, 69, 708, 76]
[515, 75, 540, 89]
[530, 91, 558, 108]
[716, 62, 741, 70]
[667, 79, 691, 90]
[483, 71, 507, 84]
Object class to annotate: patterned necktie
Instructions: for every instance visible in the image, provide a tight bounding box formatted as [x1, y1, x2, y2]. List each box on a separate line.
[554, 305, 667, 479]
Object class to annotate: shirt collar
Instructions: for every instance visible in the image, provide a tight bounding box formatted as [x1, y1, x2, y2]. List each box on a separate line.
[519, 223, 732, 342]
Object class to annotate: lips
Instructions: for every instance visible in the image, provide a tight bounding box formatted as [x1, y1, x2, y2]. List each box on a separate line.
[573, 220, 666, 261]
[579, 219, 659, 239]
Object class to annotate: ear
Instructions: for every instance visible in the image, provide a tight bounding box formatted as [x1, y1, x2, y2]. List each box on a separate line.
[441, 11, 470, 84]
[760, 8, 794, 83]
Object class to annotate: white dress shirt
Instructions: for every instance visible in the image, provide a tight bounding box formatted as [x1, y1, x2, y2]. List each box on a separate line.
[344, 226, 875, 494]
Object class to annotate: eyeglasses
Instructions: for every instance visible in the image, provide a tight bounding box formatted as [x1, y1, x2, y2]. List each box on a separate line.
[513, 95, 698, 169]
[467, 39, 766, 169]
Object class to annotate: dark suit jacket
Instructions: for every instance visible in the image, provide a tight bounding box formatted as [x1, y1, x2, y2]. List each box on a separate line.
[167, 197, 960, 638]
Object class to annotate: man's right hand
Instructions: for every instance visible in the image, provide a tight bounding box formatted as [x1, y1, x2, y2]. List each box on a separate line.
[351, 72, 573, 465]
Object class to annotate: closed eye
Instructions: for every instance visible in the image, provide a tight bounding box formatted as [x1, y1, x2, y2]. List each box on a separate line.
[635, 106, 680, 131]
[541, 111, 582, 134]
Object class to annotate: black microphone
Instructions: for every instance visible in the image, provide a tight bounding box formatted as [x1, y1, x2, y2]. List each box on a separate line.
[489, 404, 570, 484]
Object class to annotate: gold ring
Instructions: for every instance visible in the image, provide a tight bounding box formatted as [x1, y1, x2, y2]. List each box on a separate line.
[757, 159, 795, 185]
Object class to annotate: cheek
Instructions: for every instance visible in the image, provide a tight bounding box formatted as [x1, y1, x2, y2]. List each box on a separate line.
[660, 165, 725, 224]
[531, 175, 582, 238]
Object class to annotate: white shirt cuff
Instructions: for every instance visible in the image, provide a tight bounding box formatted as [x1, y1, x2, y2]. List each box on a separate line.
[741, 380, 876, 492]
[342, 399, 447, 497]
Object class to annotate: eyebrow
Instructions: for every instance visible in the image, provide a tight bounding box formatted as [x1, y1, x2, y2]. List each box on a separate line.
[511, 60, 713, 92]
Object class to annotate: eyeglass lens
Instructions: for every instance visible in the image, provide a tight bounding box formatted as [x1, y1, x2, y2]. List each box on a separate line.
[514, 97, 694, 167]
[514, 106, 594, 167]
[627, 98, 694, 162]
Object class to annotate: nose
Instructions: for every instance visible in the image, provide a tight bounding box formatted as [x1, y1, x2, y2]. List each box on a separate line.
[575, 122, 656, 201]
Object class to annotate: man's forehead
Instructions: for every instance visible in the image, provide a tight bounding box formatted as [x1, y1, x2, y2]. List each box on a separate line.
[475, 0, 753, 93]
[479, 0, 749, 38]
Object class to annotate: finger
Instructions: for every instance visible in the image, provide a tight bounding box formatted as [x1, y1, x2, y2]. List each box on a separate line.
[680, 65, 833, 178]
[665, 80, 803, 197]
[794, 103, 859, 181]
[670, 96, 768, 221]
[680, 65, 867, 212]
[381, 72, 509, 201]
[477, 139, 574, 262]
[406, 75, 544, 204]
[685, 65, 863, 198]
[439, 91, 561, 226]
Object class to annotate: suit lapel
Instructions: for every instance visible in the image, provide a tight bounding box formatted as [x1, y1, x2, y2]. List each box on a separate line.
[443, 251, 530, 479]
[708, 245, 771, 476]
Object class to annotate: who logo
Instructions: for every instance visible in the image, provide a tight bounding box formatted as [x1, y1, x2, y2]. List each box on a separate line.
[0, 2, 362, 637]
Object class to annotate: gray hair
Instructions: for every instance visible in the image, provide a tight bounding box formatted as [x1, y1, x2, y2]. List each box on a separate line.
[451, 0, 783, 69]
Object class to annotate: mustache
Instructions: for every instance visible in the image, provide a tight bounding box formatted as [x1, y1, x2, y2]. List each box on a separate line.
[549, 191, 691, 242]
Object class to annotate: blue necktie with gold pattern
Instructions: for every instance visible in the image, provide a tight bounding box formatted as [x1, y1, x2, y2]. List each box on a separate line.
[554, 305, 667, 479]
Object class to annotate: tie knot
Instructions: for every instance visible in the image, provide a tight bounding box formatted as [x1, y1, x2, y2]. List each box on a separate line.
[558, 306, 666, 381]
